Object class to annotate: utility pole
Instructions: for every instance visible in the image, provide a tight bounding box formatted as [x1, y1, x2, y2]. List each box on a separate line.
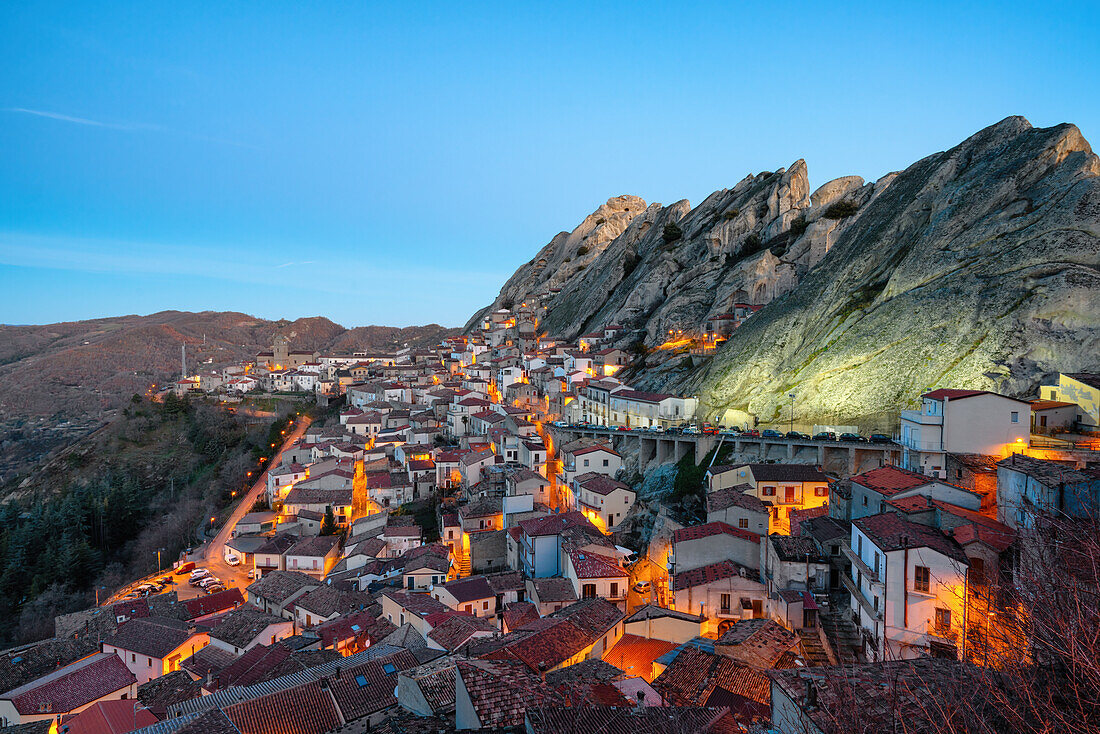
[181, 344, 187, 380]
[789, 392, 796, 433]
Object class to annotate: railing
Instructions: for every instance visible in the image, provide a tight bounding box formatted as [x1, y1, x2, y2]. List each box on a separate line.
[840, 572, 882, 621]
[842, 544, 880, 584]
[900, 409, 942, 426]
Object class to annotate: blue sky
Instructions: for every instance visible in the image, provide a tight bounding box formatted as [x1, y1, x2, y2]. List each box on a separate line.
[2, 2, 1097, 327]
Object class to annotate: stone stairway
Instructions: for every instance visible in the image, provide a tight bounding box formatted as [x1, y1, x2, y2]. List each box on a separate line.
[798, 629, 832, 667]
[819, 607, 865, 666]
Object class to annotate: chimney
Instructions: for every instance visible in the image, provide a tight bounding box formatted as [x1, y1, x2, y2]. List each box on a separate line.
[806, 679, 818, 708]
[334, 665, 341, 680]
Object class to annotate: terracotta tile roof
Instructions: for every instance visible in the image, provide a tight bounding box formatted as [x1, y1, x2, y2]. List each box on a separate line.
[951, 521, 1015, 552]
[183, 588, 245, 619]
[136, 670, 203, 718]
[501, 602, 540, 630]
[672, 560, 750, 592]
[483, 618, 592, 672]
[788, 505, 828, 534]
[426, 614, 498, 652]
[653, 646, 770, 707]
[382, 590, 452, 618]
[436, 575, 495, 603]
[455, 660, 563, 728]
[851, 465, 934, 496]
[179, 643, 238, 680]
[576, 474, 634, 496]
[461, 496, 503, 519]
[1, 652, 136, 716]
[715, 619, 801, 668]
[547, 598, 624, 639]
[216, 643, 292, 689]
[706, 485, 767, 514]
[569, 550, 627, 579]
[102, 617, 198, 658]
[854, 513, 969, 564]
[673, 521, 761, 545]
[604, 634, 678, 681]
[58, 698, 159, 734]
[223, 679, 341, 734]
[543, 659, 625, 686]
[769, 534, 829, 563]
[885, 495, 933, 512]
[315, 609, 396, 649]
[397, 658, 457, 716]
[530, 577, 578, 604]
[519, 510, 592, 538]
[525, 704, 729, 734]
[485, 571, 525, 594]
[327, 649, 420, 721]
[921, 388, 996, 401]
[294, 586, 372, 620]
[208, 607, 287, 650]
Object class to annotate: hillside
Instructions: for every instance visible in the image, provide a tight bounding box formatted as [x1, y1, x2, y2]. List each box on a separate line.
[471, 117, 1100, 428]
[0, 311, 455, 479]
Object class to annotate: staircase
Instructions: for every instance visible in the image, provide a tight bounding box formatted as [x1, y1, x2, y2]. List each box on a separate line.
[456, 550, 471, 577]
[798, 629, 832, 667]
[819, 606, 865, 666]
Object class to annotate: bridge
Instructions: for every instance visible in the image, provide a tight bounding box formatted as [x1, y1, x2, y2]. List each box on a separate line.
[547, 425, 902, 474]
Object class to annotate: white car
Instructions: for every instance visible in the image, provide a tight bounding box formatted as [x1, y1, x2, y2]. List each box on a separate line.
[190, 568, 210, 580]
[200, 576, 222, 588]
[247, 568, 257, 579]
[226, 553, 240, 566]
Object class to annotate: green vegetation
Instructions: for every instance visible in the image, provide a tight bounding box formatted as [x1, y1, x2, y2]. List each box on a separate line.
[662, 222, 683, 244]
[577, 246, 590, 256]
[0, 396, 291, 644]
[823, 199, 859, 219]
[742, 232, 764, 255]
[789, 214, 809, 238]
[722, 208, 740, 220]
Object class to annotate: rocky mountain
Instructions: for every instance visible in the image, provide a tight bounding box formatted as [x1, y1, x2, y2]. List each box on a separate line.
[472, 117, 1100, 429]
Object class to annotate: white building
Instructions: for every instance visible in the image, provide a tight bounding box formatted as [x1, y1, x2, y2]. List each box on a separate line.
[845, 513, 969, 661]
[899, 389, 1030, 478]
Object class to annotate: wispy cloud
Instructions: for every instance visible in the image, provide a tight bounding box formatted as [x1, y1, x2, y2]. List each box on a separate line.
[5, 107, 257, 149]
[275, 261, 315, 269]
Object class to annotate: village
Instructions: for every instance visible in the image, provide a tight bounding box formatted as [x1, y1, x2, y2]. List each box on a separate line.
[1, 298, 1099, 734]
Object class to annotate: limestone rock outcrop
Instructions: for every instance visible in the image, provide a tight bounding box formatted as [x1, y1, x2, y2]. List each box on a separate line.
[469, 117, 1100, 426]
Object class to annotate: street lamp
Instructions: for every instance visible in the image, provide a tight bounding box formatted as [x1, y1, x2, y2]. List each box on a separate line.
[788, 393, 796, 433]
[156, 547, 166, 572]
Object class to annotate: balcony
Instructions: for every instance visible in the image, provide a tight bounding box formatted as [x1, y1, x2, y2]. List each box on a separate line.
[841, 572, 882, 621]
[900, 409, 942, 426]
[842, 544, 880, 584]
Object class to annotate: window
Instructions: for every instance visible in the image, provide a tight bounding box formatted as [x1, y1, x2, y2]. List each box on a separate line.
[483, 601, 489, 610]
[862, 495, 868, 506]
[464, 604, 472, 613]
[738, 518, 749, 529]
[873, 595, 879, 612]
[382, 663, 397, 675]
[720, 593, 731, 613]
[582, 583, 596, 599]
[763, 486, 776, 496]
[355, 674, 369, 687]
[873, 552, 880, 575]
[815, 486, 828, 497]
[1011, 411, 1019, 423]
[583, 459, 590, 467]
[935, 607, 952, 631]
[603, 459, 609, 467]
[610, 582, 619, 598]
[914, 566, 930, 593]
[857, 536, 863, 555]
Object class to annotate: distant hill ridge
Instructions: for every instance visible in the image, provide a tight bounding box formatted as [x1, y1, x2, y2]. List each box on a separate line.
[0, 311, 455, 419]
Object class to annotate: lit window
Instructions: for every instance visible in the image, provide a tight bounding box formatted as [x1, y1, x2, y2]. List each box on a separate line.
[914, 566, 930, 593]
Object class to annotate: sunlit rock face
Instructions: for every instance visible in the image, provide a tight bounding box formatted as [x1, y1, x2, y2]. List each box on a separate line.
[470, 117, 1100, 426]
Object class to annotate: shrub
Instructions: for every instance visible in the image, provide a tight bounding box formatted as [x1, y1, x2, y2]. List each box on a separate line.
[823, 200, 859, 219]
[595, 217, 606, 225]
[789, 214, 809, 238]
[662, 222, 683, 244]
[742, 233, 763, 254]
[722, 208, 740, 220]
[577, 246, 590, 256]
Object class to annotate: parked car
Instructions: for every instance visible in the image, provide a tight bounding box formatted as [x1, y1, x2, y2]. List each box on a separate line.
[616, 425, 631, 431]
[761, 429, 784, 438]
[247, 568, 258, 579]
[786, 431, 810, 440]
[174, 562, 195, 575]
[839, 433, 867, 443]
[226, 553, 241, 566]
[184, 547, 194, 556]
[205, 584, 227, 594]
[633, 580, 651, 594]
[869, 434, 894, 444]
[682, 425, 700, 435]
[741, 429, 760, 438]
[199, 577, 222, 589]
[666, 426, 683, 434]
[813, 432, 837, 441]
[701, 424, 719, 435]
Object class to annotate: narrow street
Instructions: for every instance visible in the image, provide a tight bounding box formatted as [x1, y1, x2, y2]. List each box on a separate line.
[192, 415, 312, 596]
[108, 414, 311, 604]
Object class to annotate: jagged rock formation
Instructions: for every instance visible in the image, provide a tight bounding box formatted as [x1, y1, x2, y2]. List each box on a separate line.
[472, 117, 1100, 427]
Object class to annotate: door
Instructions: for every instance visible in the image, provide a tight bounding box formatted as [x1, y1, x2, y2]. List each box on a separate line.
[785, 486, 796, 503]
[751, 599, 763, 618]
